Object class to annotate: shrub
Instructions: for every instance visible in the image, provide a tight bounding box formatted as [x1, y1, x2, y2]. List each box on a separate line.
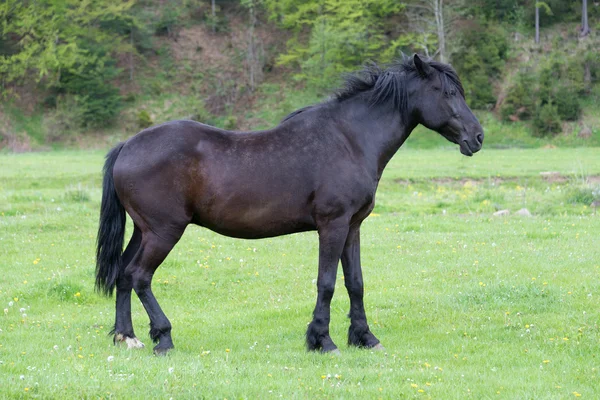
[501, 51, 583, 135]
[63, 185, 91, 203]
[532, 102, 561, 137]
[137, 110, 154, 129]
[500, 71, 536, 121]
[554, 87, 581, 121]
[55, 63, 122, 129]
[43, 95, 85, 139]
[566, 187, 596, 205]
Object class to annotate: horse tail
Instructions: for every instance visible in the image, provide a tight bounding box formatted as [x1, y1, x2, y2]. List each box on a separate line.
[95, 142, 126, 296]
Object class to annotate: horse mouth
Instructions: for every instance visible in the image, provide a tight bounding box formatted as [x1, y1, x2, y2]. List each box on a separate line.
[460, 141, 474, 157]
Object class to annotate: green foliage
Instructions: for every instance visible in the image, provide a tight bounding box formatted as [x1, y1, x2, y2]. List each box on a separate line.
[1, 0, 600, 142]
[63, 185, 91, 203]
[43, 95, 85, 139]
[532, 101, 561, 137]
[47, 281, 85, 303]
[451, 21, 509, 109]
[266, 0, 404, 90]
[553, 84, 581, 121]
[0, 0, 136, 128]
[464, 0, 575, 25]
[154, 3, 186, 36]
[566, 186, 597, 205]
[500, 71, 536, 121]
[222, 115, 238, 130]
[59, 66, 122, 129]
[501, 50, 588, 136]
[137, 110, 154, 129]
[0, 0, 135, 87]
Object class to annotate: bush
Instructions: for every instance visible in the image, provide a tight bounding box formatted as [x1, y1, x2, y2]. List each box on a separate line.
[54, 61, 122, 129]
[137, 110, 154, 129]
[43, 95, 85, 139]
[532, 102, 561, 137]
[501, 52, 583, 135]
[566, 187, 597, 205]
[553, 85, 581, 121]
[500, 71, 536, 121]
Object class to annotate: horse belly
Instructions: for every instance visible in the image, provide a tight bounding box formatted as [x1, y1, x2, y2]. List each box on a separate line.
[192, 193, 316, 239]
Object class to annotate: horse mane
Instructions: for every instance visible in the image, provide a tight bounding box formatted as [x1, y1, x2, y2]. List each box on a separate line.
[336, 56, 465, 115]
[280, 56, 464, 124]
[280, 105, 315, 123]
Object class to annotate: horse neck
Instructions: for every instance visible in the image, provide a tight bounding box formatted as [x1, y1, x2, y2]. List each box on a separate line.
[335, 97, 418, 178]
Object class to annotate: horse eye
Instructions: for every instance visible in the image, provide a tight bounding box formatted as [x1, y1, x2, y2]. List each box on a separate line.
[433, 86, 441, 91]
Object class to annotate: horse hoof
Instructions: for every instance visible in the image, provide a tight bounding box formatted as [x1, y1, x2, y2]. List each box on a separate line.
[115, 334, 145, 349]
[371, 343, 385, 351]
[153, 348, 171, 356]
[126, 337, 145, 349]
[323, 348, 341, 356]
[153, 346, 173, 356]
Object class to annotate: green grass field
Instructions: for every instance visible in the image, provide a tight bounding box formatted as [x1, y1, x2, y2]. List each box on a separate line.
[1, 147, 599, 399]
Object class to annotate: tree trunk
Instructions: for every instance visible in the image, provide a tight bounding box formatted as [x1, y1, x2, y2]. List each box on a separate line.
[581, 0, 590, 37]
[129, 30, 134, 82]
[246, 2, 263, 91]
[535, 5, 540, 44]
[211, 0, 216, 33]
[434, 0, 445, 62]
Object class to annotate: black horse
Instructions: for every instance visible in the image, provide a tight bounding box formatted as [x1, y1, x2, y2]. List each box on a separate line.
[96, 54, 483, 354]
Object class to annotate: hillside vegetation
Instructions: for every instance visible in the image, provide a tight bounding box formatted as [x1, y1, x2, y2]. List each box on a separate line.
[1, 0, 599, 150]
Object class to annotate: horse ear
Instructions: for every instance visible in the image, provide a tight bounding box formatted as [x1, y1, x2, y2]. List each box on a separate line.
[413, 54, 433, 78]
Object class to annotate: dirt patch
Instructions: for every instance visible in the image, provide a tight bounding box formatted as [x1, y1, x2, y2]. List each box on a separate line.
[0, 112, 32, 152]
[153, 12, 288, 120]
[394, 174, 600, 186]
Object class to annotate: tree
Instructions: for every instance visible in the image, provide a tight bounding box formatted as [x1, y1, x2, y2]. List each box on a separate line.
[212, 0, 217, 33]
[405, 0, 462, 62]
[0, 0, 136, 127]
[534, 2, 552, 44]
[265, 0, 404, 89]
[0, 0, 135, 90]
[580, 0, 590, 37]
[241, 0, 264, 91]
[535, 3, 540, 43]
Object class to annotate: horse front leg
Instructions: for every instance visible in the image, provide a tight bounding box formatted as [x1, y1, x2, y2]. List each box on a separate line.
[306, 221, 349, 353]
[341, 226, 382, 349]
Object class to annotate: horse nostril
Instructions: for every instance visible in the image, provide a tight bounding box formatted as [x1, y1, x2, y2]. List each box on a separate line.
[477, 133, 484, 145]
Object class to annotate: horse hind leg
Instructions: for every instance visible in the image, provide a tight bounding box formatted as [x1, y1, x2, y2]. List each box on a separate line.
[112, 225, 145, 349]
[128, 228, 184, 355]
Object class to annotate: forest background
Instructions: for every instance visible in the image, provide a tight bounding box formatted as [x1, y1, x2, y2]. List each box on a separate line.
[1, 0, 599, 150]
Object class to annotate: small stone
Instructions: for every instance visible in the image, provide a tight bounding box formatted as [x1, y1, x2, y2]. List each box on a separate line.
[493, 209, 510, 217]
[515, 208, 532, 217]
[539, 171, 560, 178]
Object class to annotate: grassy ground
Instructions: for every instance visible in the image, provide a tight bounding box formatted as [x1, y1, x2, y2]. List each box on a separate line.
[1, 147, 599, 398]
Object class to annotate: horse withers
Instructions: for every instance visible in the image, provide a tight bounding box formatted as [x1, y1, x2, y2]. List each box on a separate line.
[96, 54, 483, 354]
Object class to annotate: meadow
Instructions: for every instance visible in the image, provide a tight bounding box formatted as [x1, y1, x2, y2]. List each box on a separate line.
[1, 146, 599, 399]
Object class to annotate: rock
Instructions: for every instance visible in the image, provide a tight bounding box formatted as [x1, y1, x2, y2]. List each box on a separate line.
[493, 209, 510, 217]
[578, 126, 592, 139]
[515, 208, 532, 217]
